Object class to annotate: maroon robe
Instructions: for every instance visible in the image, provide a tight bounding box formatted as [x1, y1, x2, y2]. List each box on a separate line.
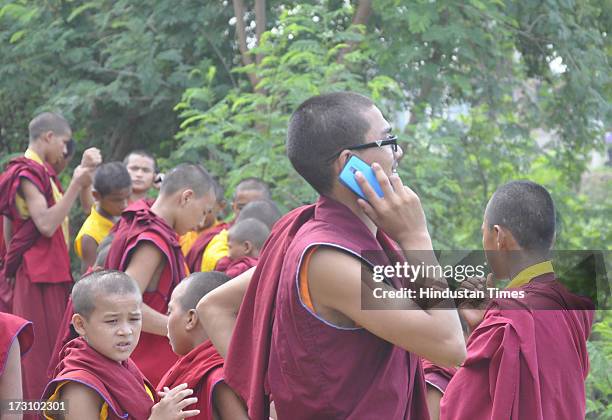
[440, 273, 594, 420]
[225, 196, 429, 420]
[157, 340, 225, 420]
[104, 200, 184, 385]
[0, 157, 71, 400]
[0, 312, 33, 374]
[185, 223, 229, 273]
[214, 255, 258, 278]
[422, 359, 457, 394]
[43, 337, 156, 419]
[0, 217, 12, 313]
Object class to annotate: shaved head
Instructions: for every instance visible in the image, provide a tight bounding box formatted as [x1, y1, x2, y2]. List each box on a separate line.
[228, 218, 270, 250]
[72, 270, 141, 319]
[235, 177, 271, 199]
[235, 200, 281, 229]
[176, 272, 230, 311]
[485, 180, 556, 250]
[160, 163, 214, 198]
[28, 112, 71, 142]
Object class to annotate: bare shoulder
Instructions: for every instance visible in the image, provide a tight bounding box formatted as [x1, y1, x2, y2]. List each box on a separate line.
[59, 381, 103, 420]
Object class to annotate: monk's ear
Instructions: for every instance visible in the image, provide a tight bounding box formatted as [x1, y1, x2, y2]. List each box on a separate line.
[243, 240, 254, 256]
[72, 314, 87, 337]
[92, 190, 102, 201]
[333, 150, 352, 176]
[185, 309, 199, 331]
[180, 189, 194, 206]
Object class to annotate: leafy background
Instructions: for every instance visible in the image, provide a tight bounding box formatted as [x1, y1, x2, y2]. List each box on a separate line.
[1, 0, 610, 416]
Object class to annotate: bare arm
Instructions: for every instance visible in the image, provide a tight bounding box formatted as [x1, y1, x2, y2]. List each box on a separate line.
[79, 235, 98, 274]
[0, 339, 22, 419]
[125, 242, 169, 336]
[80, 185, 94, 215]
[213, 382, 248, 420]
[3, 216, 12, 245]
[60, 382, 103, 420]
[196, 267, 253, 358]
[309, 248, 465, 367]
[19, 165, 92, 238]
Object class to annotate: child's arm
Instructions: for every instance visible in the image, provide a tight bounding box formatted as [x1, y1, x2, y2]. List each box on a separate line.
[0, 339, 22, 419]
[150, 383, 199, 420]
[60, 382, 103, 420]
[79, 235, 98, 274]
[196, 267, 254, 358]
[212, 382, 249, 420]
[125, 242, 169, 336]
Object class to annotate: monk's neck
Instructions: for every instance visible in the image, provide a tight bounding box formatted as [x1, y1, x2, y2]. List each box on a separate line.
[130, 191, 148, 203]
[189, 328, 208, 349]
[27, 142, 48, 162]
[150, 199, 176, 230]
[506, 252, 551, 280]
[96, 204, 117, 222]
[328, 192, 377, 236]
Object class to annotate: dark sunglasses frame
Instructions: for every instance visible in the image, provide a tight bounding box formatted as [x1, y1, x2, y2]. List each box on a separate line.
[346, 134, 399, 153]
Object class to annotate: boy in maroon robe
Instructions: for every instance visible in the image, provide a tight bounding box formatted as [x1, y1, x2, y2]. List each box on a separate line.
[160, 271, 247, 420]
[43, 270, 200, 420]
[214, 219, 269, 278]
[105, 163, 216, 386]
[0, 112, 101, 400]
[440, 181, 594, 420]
[198, 92, 466, 419]
[0, 312, 33, 404]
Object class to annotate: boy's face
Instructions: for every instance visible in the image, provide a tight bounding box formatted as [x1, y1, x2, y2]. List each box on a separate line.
[125, 154, 156, 195]
[46, 130, 72, 168]
[73, 292, 142, 362]
[176, 189, 216, 236]
[199, 199, 226, 231]
[166, 283, 192, 356]
[227, 237, 248, 260]
[232, 190, 265, 218]
[98, 187, 132, 217]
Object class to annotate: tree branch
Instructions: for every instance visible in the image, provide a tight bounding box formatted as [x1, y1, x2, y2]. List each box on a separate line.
[337, 0, 372, 64]
[232, 0, 260, 89]
[254, 0, 266, 65]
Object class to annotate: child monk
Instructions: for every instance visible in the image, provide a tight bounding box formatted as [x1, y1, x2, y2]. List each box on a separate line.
[233, 199, 281, 230]
[214, 219, 269, 278]
[0, 312, 33, 408]
[104, 163, 216, 385]
[440, 181, 594, 420]
[75, 162, 131, 273]
[159, 271, 248, 420]
[186, 178, 271, 273]
[43, 270, 200, 420]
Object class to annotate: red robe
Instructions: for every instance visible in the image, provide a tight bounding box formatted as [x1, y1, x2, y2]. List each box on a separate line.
[43, 337, 156, 420]
[157, 340, 225, 420]
[105, 200, 184, 385]
[422, 359, 457, 394]
[185, 223, 229, 273]
[214, 255, 258, 278]
[0, 312, 33, 375]
[0, 217, 12, 313]
[0, 157, 71, 400]
[225, 196, 429, 420]
[440, 273, 594, 420]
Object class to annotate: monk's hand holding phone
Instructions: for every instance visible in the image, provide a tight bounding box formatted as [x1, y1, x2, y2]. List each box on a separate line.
[354, 162, 432, 251]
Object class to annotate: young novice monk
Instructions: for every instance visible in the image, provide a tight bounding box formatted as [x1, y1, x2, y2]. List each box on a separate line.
[233, 199, 281, 230]
[159, 271, 248, 420]
[75, 162, 131, 273]
[105, 163, 216, 385]
[43, 270, 200, 420]
[214, 219, 269, 278]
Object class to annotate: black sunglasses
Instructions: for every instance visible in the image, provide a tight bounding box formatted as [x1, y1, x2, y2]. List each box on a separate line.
[346, 135, 399, 153]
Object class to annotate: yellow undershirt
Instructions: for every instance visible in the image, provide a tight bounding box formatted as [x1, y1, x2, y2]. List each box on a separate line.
[45, 380, 154, 420]
[74, 206, 114, 258]
[179, 230, 199, 256]
[15, 149, 69, 246]
[200, 228, 229, 272]
[506, 260, 554, 289]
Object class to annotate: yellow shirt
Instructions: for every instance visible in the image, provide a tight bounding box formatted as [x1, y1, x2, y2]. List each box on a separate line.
[74, 206, 115, 258]
[45, 380, 154, 420]
[179, 230, 199, 256]
[15, 148, 69, 246]
[506, 260, 554, 289]
[200, 228, 229, 272]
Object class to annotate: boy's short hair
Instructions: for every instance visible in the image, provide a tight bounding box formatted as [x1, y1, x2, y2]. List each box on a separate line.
[94, 162, 132, 196]
[213, 178, 225, 202]
[287, 92, 374, 194]
[235, 200, 281, 229]
[160, 163, 214, 198]
[72, 270, 141, 319]
[485, 180, 556, 250]
[28, 112, 71, 142]
[178, 271, 230, 311]
[228, 218, 270, 251]
[235, 177, 271, 199]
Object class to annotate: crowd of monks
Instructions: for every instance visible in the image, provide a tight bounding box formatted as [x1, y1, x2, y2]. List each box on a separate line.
[0, 91, 595, 420]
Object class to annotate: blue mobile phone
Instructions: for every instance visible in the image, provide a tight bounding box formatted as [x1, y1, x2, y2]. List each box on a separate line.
[338, 155, 384, 201]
